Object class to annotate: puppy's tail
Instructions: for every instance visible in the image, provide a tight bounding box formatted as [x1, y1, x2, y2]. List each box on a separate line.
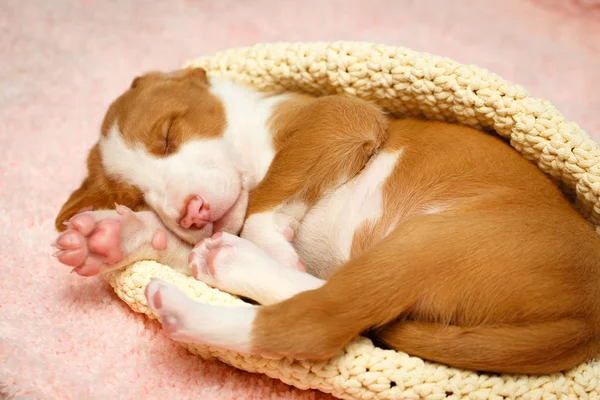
[374, 318, 599, 374]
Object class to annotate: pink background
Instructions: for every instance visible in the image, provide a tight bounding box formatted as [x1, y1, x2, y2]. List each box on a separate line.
[1, 0, 599, 398]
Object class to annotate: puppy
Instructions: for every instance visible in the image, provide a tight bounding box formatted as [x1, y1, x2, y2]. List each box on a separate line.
[53, 68, 600, 374]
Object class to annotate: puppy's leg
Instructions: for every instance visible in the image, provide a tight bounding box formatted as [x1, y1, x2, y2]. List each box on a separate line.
[242, 95, 388, 269]
[143, 231, 404, 358]
[189, 232, 324, 304]
[145, 279, 257, 352]
[146, 234, 325, 349]
[53, 207, 191, 276]
[240, 204, 306, 270]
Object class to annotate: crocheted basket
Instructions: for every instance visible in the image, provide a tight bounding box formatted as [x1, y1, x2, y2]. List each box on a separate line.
[103, 42, 600, 399]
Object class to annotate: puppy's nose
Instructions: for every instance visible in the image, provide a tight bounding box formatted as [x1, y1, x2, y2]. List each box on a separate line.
[179, 195, 211, 229]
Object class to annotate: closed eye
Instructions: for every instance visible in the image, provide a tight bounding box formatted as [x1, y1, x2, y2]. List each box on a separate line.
[162, 119, 173, 155]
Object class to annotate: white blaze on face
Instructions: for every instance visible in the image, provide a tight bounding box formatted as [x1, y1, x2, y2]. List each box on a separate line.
[99, 123, 242, 244]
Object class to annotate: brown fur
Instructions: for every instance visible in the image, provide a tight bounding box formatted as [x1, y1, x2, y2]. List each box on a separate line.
[250, 119, 600, 374]
[55, 145, 146, 231]
[108, 68, 225, 155]
[246, 95, 387, 216]
[56, 68, 600, 374]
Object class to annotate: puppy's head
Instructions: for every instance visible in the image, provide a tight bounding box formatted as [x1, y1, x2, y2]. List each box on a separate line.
[56, 68, 244, 244]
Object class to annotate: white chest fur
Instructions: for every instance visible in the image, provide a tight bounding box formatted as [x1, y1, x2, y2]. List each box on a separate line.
[293, 150, 402, 278]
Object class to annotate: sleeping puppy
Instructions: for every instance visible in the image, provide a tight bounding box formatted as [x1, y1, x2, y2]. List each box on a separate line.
[52, 68, 600, 374]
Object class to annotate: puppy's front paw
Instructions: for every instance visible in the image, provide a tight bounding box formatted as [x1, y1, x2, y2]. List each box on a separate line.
[240, 212, 303, 269]
[187, 232, 287, 301]
[53, 206, 167, 276]
[188, 231, 249, 285]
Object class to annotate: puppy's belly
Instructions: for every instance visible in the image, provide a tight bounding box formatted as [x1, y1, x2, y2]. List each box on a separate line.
[293, 151, 401, 279]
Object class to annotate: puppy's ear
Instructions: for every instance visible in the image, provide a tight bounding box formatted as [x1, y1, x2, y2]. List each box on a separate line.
[130, 71, 164, 89]
[130, 68, 209, 89]
[55, 146, 147, 231]
[168, 67, 209, 86]
[184, 67, 209, 86]
[55, 177, 106, 231]
[55, 146, 114, 231]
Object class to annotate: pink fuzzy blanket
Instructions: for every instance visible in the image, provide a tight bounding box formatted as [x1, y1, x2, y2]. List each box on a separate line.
[1, 0, 599, 398]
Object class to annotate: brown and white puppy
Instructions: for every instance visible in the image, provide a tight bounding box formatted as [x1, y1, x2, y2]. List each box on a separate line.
[53, 68, 600, 374]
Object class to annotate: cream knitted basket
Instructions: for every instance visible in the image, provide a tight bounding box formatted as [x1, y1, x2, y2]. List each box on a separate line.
[103, 42, 600, 399]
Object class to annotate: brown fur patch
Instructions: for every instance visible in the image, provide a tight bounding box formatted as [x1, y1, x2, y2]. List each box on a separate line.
[103, 68, 226, 157]
[55, 145, 146, 231]
[246, 95, 388, 216]
[250, 119, 600, 374]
